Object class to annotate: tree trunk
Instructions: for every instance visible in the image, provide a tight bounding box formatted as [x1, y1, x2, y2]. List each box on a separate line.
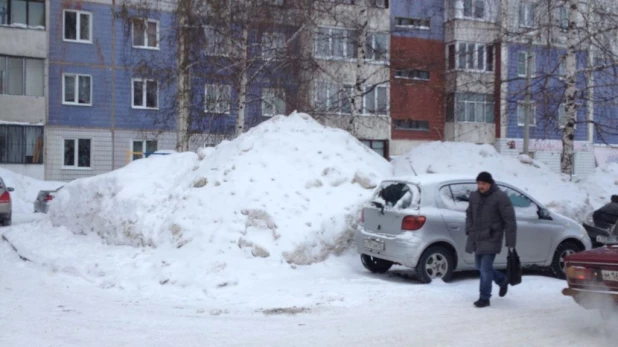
[562, 0, 578, 175]
[176, 0, 191, 152]
[235, 27, 250, 137]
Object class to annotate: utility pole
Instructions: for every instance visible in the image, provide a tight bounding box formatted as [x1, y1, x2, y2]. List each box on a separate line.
[523, 37, 533, 156]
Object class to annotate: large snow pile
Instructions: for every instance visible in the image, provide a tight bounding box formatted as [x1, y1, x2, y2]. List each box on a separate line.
[0, 168, 62, 214]
[581, 163, 618, 209]
[392, 142, 593, 221]
[48, 113, 392, 288]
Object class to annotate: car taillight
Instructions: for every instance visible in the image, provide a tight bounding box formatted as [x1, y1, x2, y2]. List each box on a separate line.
[566, 266, 593, 281]
[0, 191, 10, 203]
[402, 216, 426, 231]
[45, 194, 53, 201]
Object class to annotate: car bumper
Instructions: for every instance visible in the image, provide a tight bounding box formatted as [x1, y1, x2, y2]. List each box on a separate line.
[562, 287, 618, 308]
[34, 202, 49, 213]
[355, 227, 425, 268]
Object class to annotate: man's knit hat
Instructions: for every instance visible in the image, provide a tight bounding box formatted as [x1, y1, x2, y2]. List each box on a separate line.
[476, 171, 494, 184]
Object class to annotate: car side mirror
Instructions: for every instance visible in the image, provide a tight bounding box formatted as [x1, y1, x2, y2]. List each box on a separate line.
[7, 187, 14, 192]
[538, 208, 552, 220]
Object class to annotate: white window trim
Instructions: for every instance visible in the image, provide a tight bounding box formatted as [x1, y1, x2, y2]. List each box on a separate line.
[519, 2, 536, 28]
[261, 32, 286, 61]
[204, 84, 232, 114]
[365, 32, 389, 64]
[362, 85, 389, 116]
[262, 88, 285, 117]
[394, 69, 430, 81]
[130, 139, 158, 161]
[131, 18, 160, 50]
[462, 0, 487, 20]
[131, 78, 159, 110]
[63, 10, 93, 44]
[313, 81, 354, 115]
[456, 95, 494, 123]
[62, 73, 93, 107]
[394, 17, 430, 30]
[314, 26, 356, 62]
[517, 52, 537, 77]
[517, 101, 537, 127]
[453, 42, 493, 73]
[62, 138, 93, 170]
[204, 26, 230, 57]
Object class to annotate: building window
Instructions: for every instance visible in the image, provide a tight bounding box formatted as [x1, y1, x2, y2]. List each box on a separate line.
[394, 119, 429, 131]
[0, 125, 43, 164]
[517, 101, 537, 127]
[449, 93, 494, 123]
[132, 140, 157, 160]
[63, 9, 92, 43]
[369, 0, 389, 8]
[0, 55, 44, 96]
[365, 32, 388, 62]
[62, 74, 92, 106]
[132, 79, 158, 109]
[517, 51, 536, 77]
[394, 69, 430, 81]
[314, 81, 353, 115]
[394, 17, 430, 30]
[463, 0, 485, 19]
[559, 5, 568, 30]
[450, 42, 494, 72]
[132, 18, 158, 49]
[519, 2, 536, 28]
[361, 140, 387, 158]
[204, 26, 229, 56]
[204, 84, 231, 114]
[363, 85, 388, 116]
[261, 32, 286, 60]
[63, 138, 91, 168]
[315, 26, 356, 60]
[262, 88, 285, 117]
[0, 0, 45, 28]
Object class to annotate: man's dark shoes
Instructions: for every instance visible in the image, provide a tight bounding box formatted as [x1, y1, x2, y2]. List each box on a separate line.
[474, 299, 490, 308]
[499, 282, 508, 297]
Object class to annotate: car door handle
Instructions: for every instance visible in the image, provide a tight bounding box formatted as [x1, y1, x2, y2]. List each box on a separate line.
[450, 226, 461, 231]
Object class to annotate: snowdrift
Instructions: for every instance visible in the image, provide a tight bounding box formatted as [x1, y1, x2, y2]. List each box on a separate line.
[0, 168, 62, 214]
[392, 142, 594, 221]
[581, 163, 618, 210]
[49, 113, 393, 269]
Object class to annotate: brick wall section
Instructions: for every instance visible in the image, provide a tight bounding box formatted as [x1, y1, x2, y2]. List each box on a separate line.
[390, 36, 445, 141]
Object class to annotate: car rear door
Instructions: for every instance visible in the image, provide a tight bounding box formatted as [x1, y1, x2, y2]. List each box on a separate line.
[438, 182, 478, 265]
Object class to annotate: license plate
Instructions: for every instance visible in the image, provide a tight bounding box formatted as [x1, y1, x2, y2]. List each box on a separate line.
[363, 239, 385, 251]
[602, 270, 618, 282]
[596, 235, 618, 244]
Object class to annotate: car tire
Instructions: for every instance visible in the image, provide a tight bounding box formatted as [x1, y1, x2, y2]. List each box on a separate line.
[551, 241, 582, 279]
[2, 218, 11, 227]
[416, 246, 455, 284]
[360, 254, 393, 274]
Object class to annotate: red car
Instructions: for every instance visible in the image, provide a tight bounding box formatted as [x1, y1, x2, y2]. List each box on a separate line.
[562, 241, 618, 316]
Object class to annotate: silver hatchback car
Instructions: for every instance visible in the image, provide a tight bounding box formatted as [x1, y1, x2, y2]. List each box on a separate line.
[0, 177, 14, 226]
[355, 174, 592, 283]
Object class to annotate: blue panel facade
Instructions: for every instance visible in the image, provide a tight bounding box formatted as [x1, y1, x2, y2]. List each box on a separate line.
[505, 44, 588, 141]
[592, 65, 618, 144]
[391, 0, 444, 40]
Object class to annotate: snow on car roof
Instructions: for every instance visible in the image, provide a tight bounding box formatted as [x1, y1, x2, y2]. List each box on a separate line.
[381, 174, 475, 186]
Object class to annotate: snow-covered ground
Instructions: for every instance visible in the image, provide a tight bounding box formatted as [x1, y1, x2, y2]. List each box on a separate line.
[2, 113, 618, 346]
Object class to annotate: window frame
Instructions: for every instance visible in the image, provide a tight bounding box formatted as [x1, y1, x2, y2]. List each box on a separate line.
[450, 41, 494, 72]
[394, 16, 430, 30]
[261, 31, 286, 61]
[453, 93, 495, 123]
[131, 78, 159, 110]
[131, 139, 158, 161]
[0, 0, 46, 28]
[313, 81, 354, 115]
[393, 119, 430, 131]
[131, 18, 160, 50]
[62, 73, 93, 106]
[462, 0, 486, 20]
[204, 84, 232, 114]
[394, 69, 430, 81]
[365, 31, 389, 63]
[0, 54, 44, 96]
[63, 9, 93, 44]
[517, 101, 537, 127]
[519, 2, 536, 28]
[362, 84, 389, 116]
[261, 88, 285, 117]
[314, 26, 356, 61]
[0, 124, 44, 164]
[517, 51, 537, 77]
[62, 138, 92, 170]
[204, 26, 229, 57]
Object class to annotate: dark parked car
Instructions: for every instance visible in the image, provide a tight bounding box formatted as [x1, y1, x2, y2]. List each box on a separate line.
[34, 187, 63, 214]
[583, 211, 617, 247]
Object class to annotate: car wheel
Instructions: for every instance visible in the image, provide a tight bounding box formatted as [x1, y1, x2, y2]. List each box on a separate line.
[360, 254, 393, 274]
[2, 219, 11, 227]
[551, 241, 582, 279]
[416, 246, 454, 284]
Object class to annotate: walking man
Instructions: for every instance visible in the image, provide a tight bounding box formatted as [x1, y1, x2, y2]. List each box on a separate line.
[465, 172, 517, 308]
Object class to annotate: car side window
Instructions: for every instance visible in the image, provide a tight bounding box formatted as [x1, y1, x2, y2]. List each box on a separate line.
[498, 185, 538, 218]
[440, 184, 477, 212]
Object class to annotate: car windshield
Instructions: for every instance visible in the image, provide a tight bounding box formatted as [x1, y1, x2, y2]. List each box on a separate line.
[370, 181, 420, 210]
